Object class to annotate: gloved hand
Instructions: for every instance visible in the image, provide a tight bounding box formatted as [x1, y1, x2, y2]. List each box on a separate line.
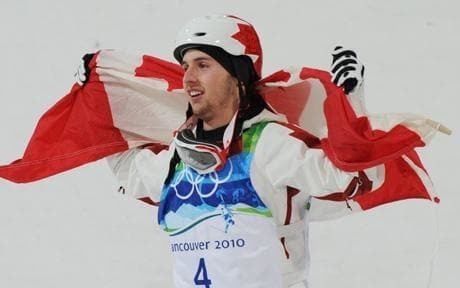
[75, 53, 95, 86]
[331, 46, 365, 94]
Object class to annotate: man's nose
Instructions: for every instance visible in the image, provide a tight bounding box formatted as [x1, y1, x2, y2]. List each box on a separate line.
[183, 67, 197, 84]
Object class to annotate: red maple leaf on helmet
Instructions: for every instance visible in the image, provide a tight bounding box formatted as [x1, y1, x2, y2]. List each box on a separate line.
[230, 22, 263, 75]
[231, 23, 261, 57]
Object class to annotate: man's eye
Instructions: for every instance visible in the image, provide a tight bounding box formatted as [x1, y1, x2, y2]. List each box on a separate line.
[198, 62, 209, 69]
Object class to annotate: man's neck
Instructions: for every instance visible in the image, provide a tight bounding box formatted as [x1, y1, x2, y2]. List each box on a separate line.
[203, 120, 229, 131]
[202, 111, 235, 131]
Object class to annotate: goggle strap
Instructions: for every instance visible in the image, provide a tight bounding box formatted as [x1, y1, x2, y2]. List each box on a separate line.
[222, 112, 239, 151]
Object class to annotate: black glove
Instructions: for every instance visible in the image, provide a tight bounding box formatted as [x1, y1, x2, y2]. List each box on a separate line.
[75, 53, 95, 86]
[331, 46, 365, 94]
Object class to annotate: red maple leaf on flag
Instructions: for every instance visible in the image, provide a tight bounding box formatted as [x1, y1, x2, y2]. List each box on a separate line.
[135, 55, 184, 91]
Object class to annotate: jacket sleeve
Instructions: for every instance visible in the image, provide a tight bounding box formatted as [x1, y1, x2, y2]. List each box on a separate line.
[252, 122, 358, 198]
[106, 146, 173, 205]
[250, 122, 388, 223]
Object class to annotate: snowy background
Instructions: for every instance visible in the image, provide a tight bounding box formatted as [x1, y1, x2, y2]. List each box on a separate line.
[0, 0, 458, 287]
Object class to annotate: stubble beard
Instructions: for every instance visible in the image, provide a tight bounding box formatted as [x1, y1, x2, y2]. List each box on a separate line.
[192, 76, 239, 123]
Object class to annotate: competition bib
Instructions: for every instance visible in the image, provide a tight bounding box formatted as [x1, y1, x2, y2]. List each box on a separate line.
[169, 212, 282, 287]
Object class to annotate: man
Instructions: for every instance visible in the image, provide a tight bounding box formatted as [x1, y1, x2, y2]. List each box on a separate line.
[91, 15, 370, 288]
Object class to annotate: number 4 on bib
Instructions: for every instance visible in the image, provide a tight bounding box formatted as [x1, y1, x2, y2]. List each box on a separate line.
[194, 258, 212, 287]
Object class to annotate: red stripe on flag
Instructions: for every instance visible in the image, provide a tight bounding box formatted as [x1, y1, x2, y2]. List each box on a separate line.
[0, 54, 128, 183]
[297, 67, 426, 171]
[354, 156, 432, 210]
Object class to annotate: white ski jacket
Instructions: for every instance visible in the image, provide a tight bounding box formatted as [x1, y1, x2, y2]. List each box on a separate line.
[108, 109, 373, 288]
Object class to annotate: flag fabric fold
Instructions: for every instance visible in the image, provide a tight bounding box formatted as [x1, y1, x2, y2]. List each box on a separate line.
[0, 50, 440, 218]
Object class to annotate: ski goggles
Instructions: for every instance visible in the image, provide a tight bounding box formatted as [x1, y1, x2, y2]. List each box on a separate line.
[174, 113, 238, 174]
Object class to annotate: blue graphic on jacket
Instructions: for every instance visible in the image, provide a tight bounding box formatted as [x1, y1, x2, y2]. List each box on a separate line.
[158, 155, 272, 236]
[219, 194, 235, 233]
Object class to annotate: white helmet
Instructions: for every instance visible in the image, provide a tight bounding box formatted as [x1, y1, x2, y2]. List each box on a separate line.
[174, 14, 263, 77]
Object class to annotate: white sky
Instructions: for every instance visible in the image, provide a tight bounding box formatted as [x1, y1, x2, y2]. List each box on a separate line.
[0, 0, 458, 287]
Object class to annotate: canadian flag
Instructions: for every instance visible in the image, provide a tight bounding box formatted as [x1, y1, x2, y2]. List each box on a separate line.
[0, 50, 441, 219]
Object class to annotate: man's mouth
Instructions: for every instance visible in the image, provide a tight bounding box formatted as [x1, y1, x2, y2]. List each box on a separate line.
[188, 90, 204, 98]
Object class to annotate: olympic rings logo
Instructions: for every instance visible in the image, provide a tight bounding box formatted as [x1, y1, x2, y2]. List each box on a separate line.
[170, 159, 234, 200]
